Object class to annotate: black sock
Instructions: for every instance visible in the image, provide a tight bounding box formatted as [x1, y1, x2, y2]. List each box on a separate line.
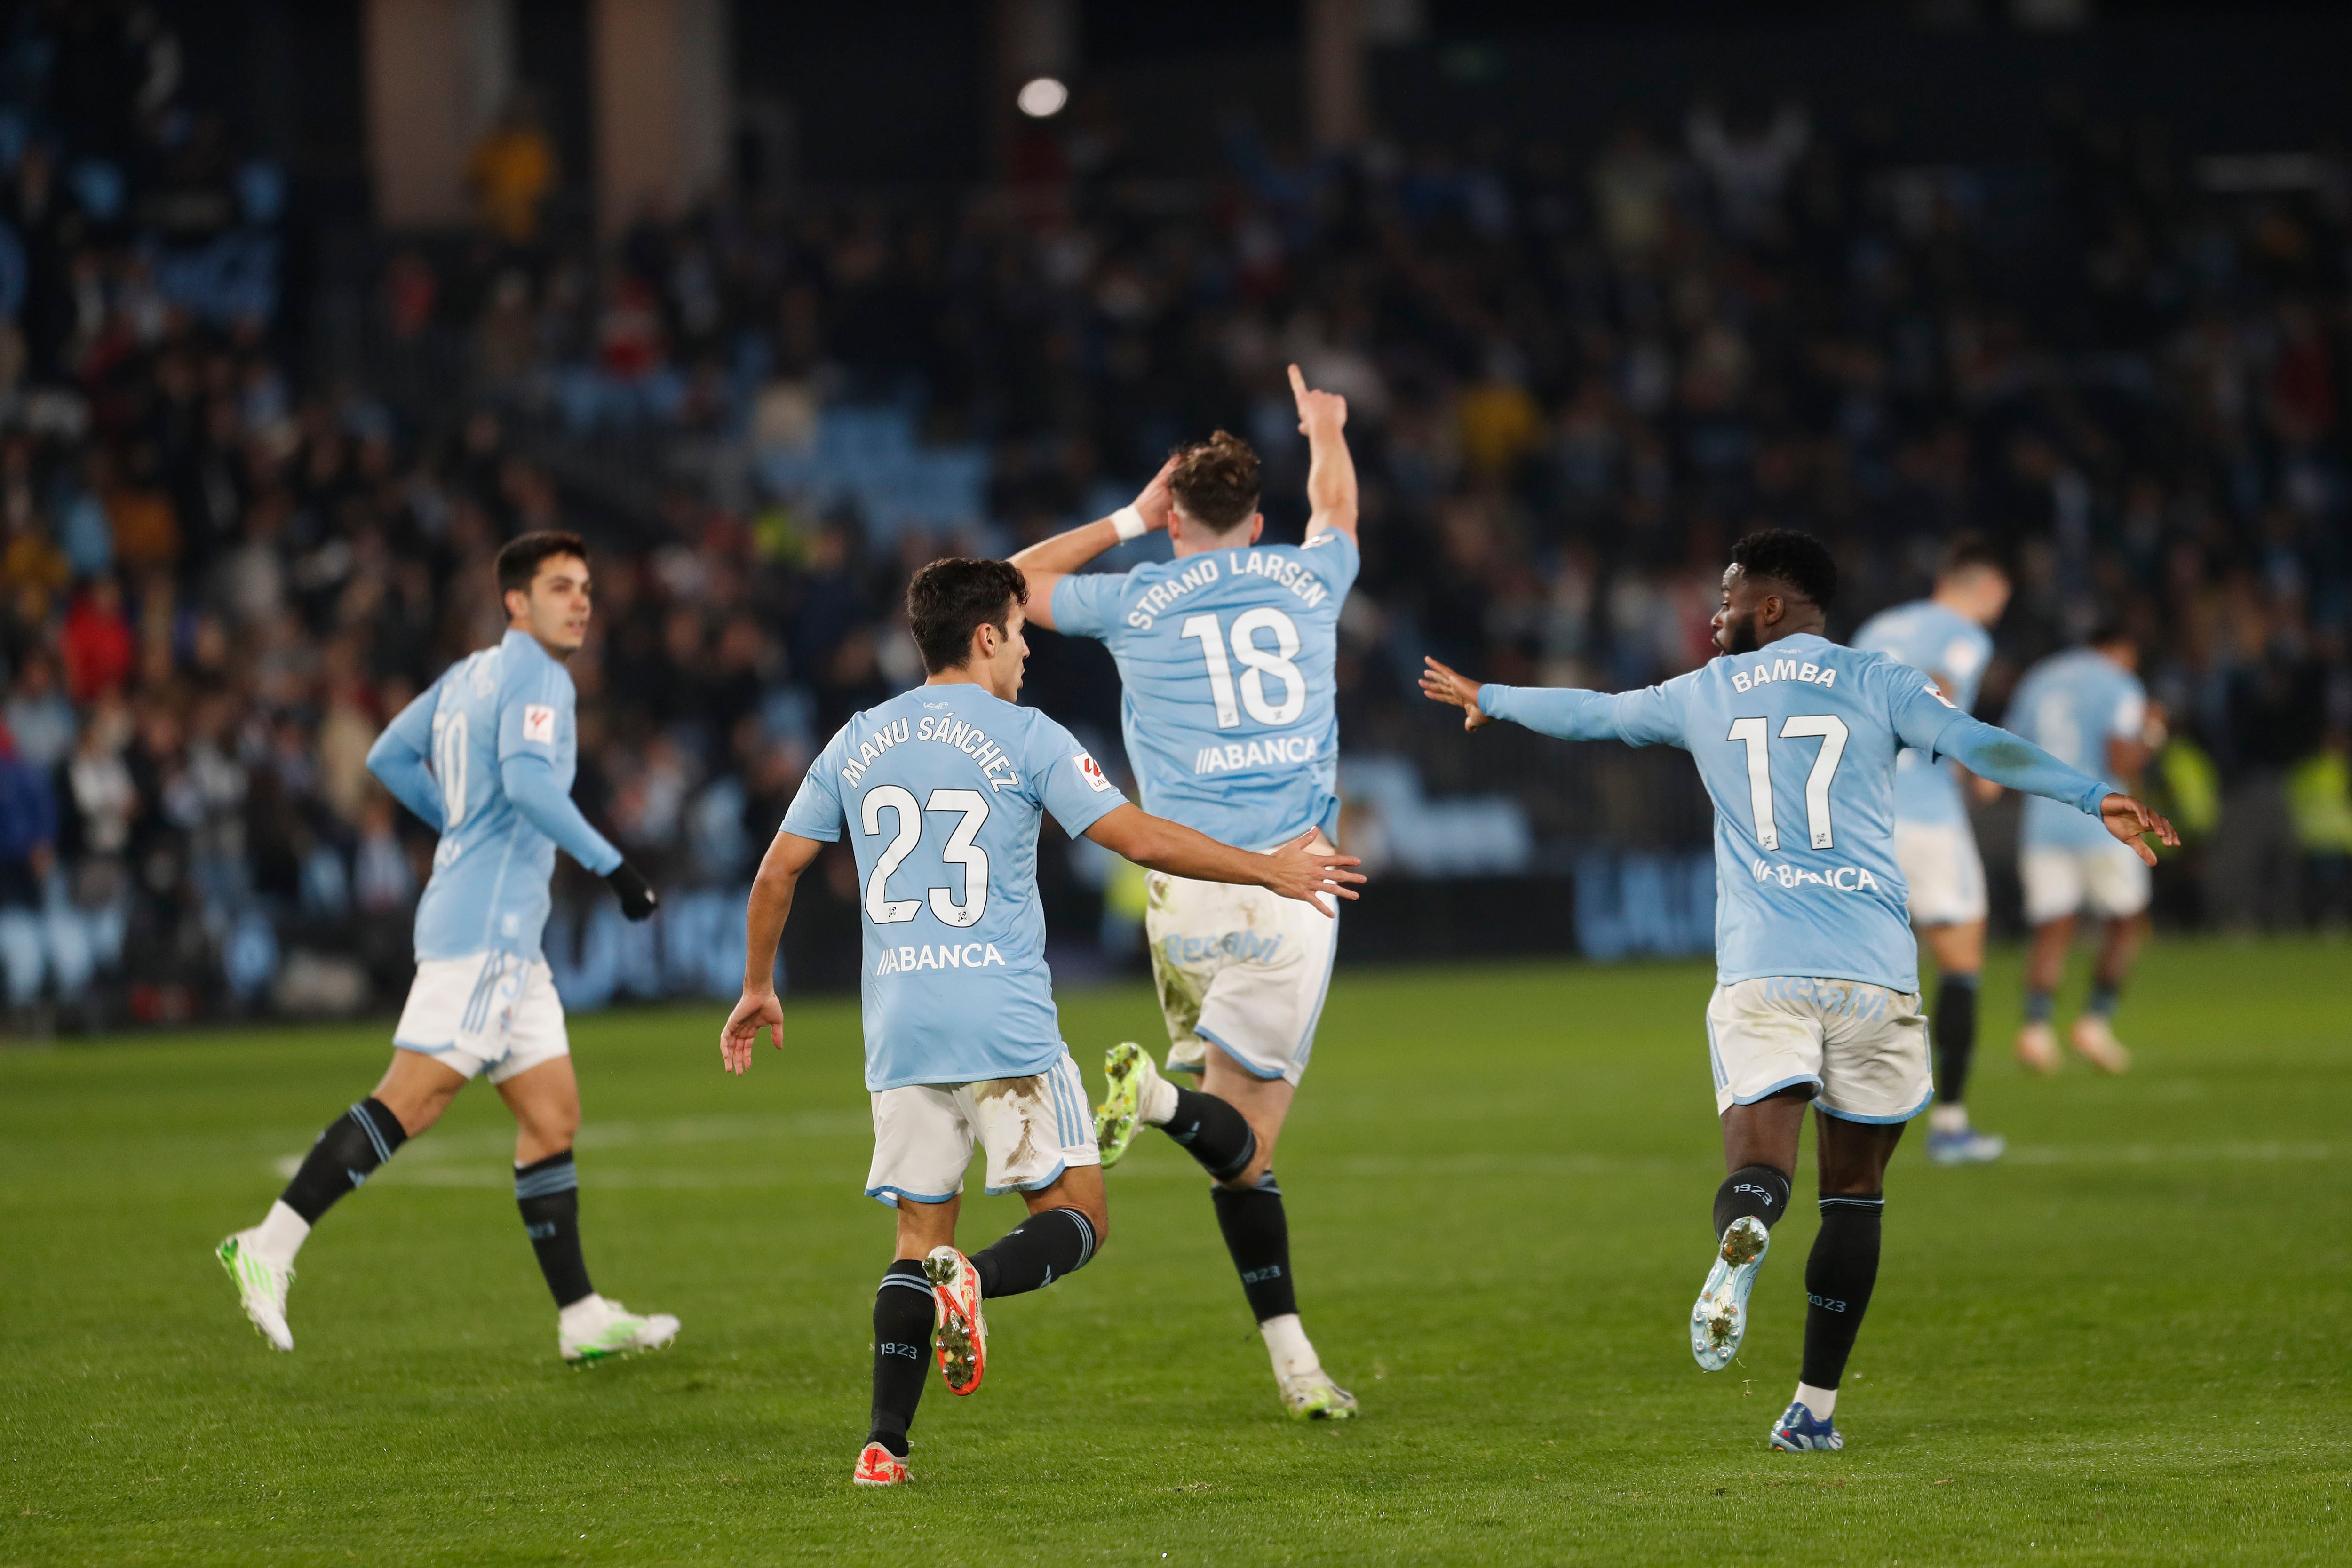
[969, 1208, 1096, 1299]
[1712, 1164, 1793, 1238]
[1160, 1087, 1257, 1182]
[515, 1151, 594, 1308]
[869, 1260, 932, 1457]
[1934, 972, 1980, 1105]
[1801, 1194, 1885, 1390]
[1211, 1171, 1297, 1322]
[278, 1098, 408, 1224]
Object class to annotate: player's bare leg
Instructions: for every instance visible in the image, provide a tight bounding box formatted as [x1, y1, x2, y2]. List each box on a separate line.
[215, 1051, 461, 1350]
[493, 1057, 676, 1363]
[2018, 913, 2076, 1073]
[2068, 914, 2143, 1073]
[1920, 919, 2002, 1162]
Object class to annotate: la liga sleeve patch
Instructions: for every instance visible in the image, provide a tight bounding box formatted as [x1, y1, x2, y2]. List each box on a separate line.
[522, 703, 557, 744]
[1073, 751, 1116, 793]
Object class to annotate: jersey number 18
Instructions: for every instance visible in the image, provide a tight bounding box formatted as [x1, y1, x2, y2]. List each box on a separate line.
[1180, 609, 1307, 728]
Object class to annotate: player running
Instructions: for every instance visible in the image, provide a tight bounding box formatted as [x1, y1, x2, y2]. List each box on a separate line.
[1009, 365, 1363, 1420]
[217, 531, 675, 1363]
[717, 558, 1362, 1486]
[2004, 627, 2163, 1075]
[1421, 528, 2174, 1453]
[1851, 537, 2013, 1164]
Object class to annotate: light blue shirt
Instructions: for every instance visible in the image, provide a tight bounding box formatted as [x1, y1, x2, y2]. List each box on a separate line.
[2008, 649, 2143, 851]
[1051, 532, 1359, 849]
[368, 629, 622, 964]
[781, 682, 1128, 1091]
[1851, 599, 1994, 828]
[1478, 632, 2109, 994]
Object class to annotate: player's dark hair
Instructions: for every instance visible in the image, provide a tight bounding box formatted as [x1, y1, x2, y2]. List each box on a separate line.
[1169, 430, 1261, 532]
[908, 557, 1029, 673]
[496, 530, 589, 597]
[1729, 527, 1838, 611]
[1937, 531, 2007, 582]
[2086, 615, 2133, 650]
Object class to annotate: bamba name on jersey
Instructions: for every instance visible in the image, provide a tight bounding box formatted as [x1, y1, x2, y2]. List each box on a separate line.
[1731, 656, 1840, 693]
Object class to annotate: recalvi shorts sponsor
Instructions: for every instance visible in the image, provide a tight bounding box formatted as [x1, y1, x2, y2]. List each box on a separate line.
[1145, 844, 1338, 1086]
[1705, 976, 1932, 1124]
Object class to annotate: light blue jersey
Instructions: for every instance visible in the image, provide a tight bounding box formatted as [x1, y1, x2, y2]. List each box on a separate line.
[1851, 599, 1993, 827]
[1479, 632, 2110, 995]
[367, 629, 623, 964]
[780, 682, 1128, 1091]
[2008, 649, 2143, 852]
[1051, 532, 1358, 849]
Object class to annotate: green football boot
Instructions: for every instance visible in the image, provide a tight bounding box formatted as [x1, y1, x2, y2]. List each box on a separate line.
[1094, 1042, 1158, 1168]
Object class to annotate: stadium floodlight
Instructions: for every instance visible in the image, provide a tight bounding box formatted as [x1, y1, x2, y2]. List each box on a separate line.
[1017, 76, 1069, 119]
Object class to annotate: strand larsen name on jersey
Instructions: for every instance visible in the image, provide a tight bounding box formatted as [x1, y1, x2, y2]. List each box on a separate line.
[1123, 549, 1333, 632]
[837, 713, 1024, 793]
[1194, 731, 1320, 776]
[875, 941, 1009, 976]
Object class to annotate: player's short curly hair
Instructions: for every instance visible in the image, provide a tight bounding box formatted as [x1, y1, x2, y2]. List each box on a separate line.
[1937, 531, 2007, 582]
[1729, 527, 1838, 611]
[1169, 430, 1261, 531]
[495, 529, 588, 596]
[907, 557, 1029, 674]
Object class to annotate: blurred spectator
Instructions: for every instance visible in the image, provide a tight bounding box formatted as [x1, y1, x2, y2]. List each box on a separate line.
[468, 95, 556, 246]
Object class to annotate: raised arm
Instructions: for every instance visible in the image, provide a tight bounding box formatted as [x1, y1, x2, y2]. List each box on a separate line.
[1290, 363, 1359, 543]
[1931, 714, 2178, 866]
[1008, 455, 1177, 630]
[365, 688, 445, 832]
[719, 829, 826, 1074]
[1083, 804, 1364, 916]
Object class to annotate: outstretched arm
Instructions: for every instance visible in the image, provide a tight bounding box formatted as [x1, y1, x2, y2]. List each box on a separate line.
[1290, 363, 1359, 543]
[1931, 715, 2178, 866]
[720, 829, 826, 1074]
[1083, 804, 1364, 916]
[1009, 456, 1178, 631]
[1420, 656, 1683, 747]
[500, 753, 624, 875]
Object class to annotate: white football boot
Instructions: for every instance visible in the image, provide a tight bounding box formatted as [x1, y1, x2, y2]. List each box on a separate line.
[1278, 1367, 1360, 1420]
[216, 1231, 295, 1351]
[559, 1296, 681, 1363]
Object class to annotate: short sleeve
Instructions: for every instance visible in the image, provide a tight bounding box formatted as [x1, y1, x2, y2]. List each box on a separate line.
[1297, 530, 1361, 594]
[779, 737, 846, 841]
[1025, 713, 1127, 839]
[1051, 572, 1125, 641]
[499, 662, 570, 762]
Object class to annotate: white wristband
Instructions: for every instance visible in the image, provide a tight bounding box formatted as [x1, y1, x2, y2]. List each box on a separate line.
[1111, 505, 1148, 542]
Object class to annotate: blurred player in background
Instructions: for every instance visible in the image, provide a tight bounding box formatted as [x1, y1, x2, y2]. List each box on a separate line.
[1012, 366, 1363, 1420]
[718, 559, 1362, 1485]
[1422, 529, 2175, 1453]
[2005, 628, 2164, 1075]
[216, 532, 673, 1363]
[1851, 537, 2013, 1164]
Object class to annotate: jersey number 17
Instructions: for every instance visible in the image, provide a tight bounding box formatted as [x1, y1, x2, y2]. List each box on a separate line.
[1727, 715, 1850, 852]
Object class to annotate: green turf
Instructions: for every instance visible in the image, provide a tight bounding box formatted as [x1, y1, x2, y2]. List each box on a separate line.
[2, 939, 2348, 1566]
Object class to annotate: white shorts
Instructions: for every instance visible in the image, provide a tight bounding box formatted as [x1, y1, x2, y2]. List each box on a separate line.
[1893, 819, 1987, 927]
[2022, 840, 2151, 924]
[1144, 859, 1338, 1087]
[865, 1051, 1100, 1208]
[1706, 977, 1933, 1124]
[392, 952, 569, 1084]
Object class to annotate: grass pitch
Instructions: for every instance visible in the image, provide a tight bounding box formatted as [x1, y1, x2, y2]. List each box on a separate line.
[2, 938, 2347, 1566]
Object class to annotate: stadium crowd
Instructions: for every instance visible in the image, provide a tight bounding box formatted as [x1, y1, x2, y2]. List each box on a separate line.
[2, 20, 2350, 1024]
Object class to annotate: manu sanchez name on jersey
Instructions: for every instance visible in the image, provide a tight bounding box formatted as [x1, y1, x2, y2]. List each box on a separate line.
[781, 681, 1127, 1091]
[1052, 532, 1359, 851]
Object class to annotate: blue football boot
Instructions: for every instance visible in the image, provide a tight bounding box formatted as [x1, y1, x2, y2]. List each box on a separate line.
[1689, 1215, 1770, 1371]
[1768, 1401, 1843, 1451]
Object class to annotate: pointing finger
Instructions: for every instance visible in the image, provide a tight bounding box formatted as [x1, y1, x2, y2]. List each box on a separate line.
[1288, 363, 1309, 401]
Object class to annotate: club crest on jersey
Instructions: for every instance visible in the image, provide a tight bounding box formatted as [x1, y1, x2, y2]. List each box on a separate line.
[522, 703, 556, 744]
[1731, 658, 1837, 693]
[1073, 751, 1116, 792]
